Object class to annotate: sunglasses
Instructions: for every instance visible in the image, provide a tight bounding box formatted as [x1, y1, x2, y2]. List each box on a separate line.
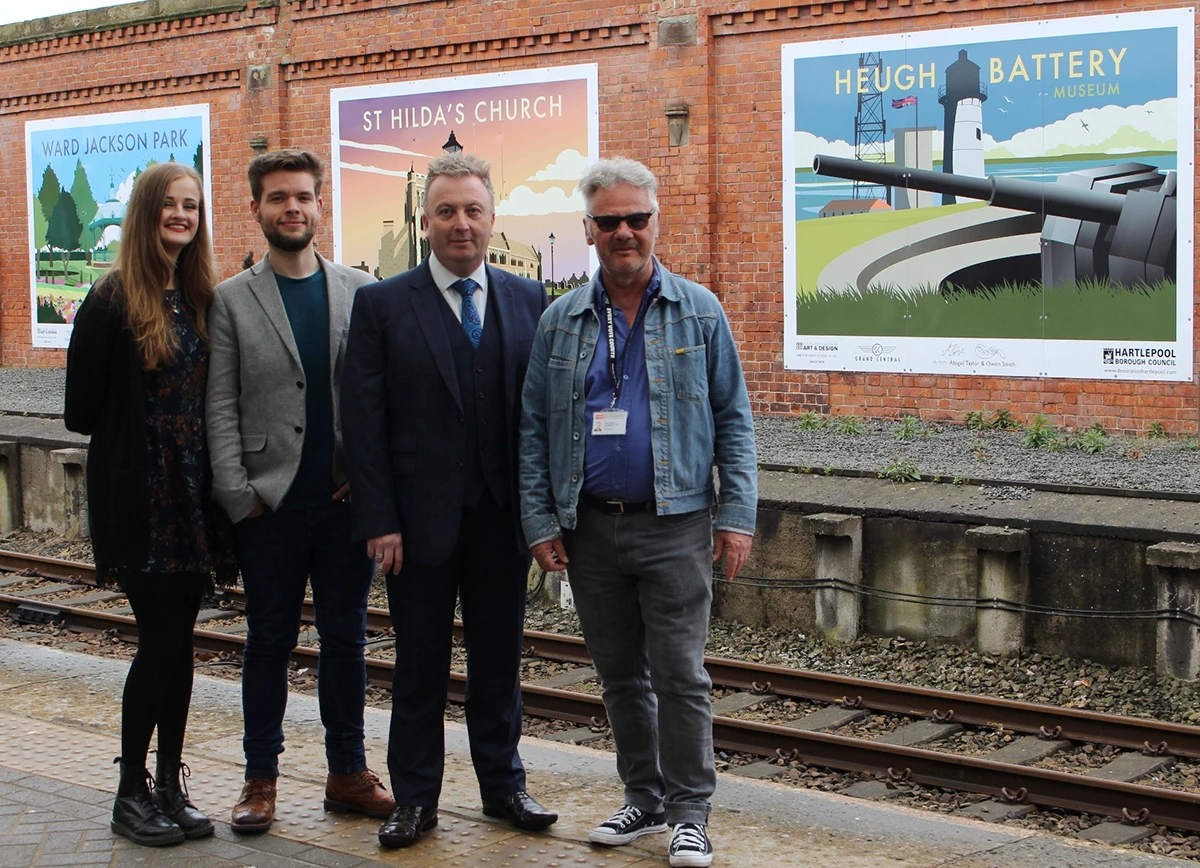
[586, 211, 656, 233]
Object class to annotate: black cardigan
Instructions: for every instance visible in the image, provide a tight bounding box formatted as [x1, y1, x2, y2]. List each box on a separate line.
[63, 280, 152, 575]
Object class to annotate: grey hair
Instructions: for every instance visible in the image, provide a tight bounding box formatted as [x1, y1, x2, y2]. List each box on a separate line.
[577, 157, 659, 212]
[425, 152, 495, 206]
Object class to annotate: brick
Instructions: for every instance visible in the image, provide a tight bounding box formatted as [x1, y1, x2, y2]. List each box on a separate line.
[0, 0, 1194, 437]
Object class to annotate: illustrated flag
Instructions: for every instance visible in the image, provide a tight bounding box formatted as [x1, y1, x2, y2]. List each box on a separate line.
[891, 96, 917, 108]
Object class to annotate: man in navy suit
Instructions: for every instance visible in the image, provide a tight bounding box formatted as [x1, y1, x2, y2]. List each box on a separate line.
[341, 152, 556, 849]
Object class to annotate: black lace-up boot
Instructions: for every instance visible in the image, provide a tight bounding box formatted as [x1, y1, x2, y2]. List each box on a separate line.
[110, 757, 184, 847]
[155, 756, 215, 839]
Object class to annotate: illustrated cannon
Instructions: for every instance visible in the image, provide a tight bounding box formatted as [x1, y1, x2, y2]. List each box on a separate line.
[812, 154, 1177, 288]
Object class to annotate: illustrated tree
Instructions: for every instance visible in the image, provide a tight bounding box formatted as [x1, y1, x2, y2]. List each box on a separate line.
[70, 160, 99, 253]
[47, 191, 82, 285]
[35, 165, 62, 280]
[193, 142, 204, 178]
[32, 202, 48, 280]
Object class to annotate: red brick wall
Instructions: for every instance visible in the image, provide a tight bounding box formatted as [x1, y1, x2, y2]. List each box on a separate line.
[1, 0, 1195, 434]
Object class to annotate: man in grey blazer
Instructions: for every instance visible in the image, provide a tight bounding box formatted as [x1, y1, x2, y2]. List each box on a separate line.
[206, 149, 393, 833]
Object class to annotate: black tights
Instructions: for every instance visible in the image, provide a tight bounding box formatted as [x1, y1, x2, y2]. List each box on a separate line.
[119, 573, 205, 789]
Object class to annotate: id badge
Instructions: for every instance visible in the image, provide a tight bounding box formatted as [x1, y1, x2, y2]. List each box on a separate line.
[592, 410, 628, 436]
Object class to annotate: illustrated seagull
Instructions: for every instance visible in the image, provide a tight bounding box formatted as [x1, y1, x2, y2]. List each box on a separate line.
[1080, 119, 1090, 131]
[1002, 94, 1014, 104]
[1145, 108, 1154, 114]
[998, 108, 1008, 113]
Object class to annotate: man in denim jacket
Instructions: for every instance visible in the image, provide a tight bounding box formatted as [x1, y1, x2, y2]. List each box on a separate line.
[518, 157, 756, 868]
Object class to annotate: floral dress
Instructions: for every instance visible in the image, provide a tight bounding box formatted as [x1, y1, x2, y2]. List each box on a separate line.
[140, 289, 231, 579]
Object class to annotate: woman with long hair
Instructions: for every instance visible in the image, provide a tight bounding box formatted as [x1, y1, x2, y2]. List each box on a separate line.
[65, 161, 233, 847]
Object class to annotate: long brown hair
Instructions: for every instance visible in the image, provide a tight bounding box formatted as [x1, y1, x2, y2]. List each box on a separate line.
[100, 161, 215, 370]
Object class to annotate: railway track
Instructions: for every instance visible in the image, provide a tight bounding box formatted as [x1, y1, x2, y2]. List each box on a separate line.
[2, 549, 1200, 838]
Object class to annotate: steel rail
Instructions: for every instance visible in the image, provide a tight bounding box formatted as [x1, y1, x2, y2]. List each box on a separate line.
[4, 548, 1200, 760]
[5, 591, 1200, 831]
[711, 716, 1200, 833]
[703, 657, 1200, 760]
[0, 550, 96, 582]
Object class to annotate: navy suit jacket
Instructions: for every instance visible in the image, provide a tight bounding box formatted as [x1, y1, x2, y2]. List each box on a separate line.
[341, 261, 548, 565]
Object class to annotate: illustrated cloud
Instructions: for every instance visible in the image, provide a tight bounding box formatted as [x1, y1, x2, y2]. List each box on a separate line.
[529, 149, 589, 182]
[340, 139, 431, 159]
[339, 162, 417, 178]
[496, 184, 583, 216]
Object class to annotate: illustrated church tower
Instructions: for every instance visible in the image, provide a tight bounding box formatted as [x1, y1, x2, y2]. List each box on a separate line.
[937, 49, 987, 204]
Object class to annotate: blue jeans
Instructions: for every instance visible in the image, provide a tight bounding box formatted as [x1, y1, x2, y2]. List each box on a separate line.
[234, 499, 374, 778]
[563, 503, 714, 826]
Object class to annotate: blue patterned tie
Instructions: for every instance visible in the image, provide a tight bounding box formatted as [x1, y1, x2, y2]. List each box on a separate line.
[453, 278, 482, 348]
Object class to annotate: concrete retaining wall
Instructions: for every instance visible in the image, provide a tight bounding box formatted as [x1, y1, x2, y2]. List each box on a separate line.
[7, 421, 1200, 675]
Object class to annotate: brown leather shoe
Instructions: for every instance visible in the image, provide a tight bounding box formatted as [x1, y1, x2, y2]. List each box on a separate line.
[231, 778, 276, 833]
[324, 768, 395, 819]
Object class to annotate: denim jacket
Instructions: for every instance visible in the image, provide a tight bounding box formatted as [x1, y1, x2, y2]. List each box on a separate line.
[518, 262, 757, 547]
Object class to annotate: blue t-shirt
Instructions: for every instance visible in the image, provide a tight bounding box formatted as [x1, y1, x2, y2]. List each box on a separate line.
[276, 271, 335, 510]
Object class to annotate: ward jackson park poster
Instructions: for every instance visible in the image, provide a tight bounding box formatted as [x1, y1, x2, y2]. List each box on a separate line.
[330, 65, 599, 292]
[25, 105, 212, 349]
[782, 10, 1194, 381]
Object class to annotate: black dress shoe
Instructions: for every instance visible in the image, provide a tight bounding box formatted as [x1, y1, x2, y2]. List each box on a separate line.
[481, 791, 558, 831]
[378, 804, 438, 849]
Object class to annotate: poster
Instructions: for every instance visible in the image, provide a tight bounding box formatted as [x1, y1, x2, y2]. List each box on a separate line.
[25, 105, 212, 349]
[331, 64, 599, 290]
[782, 10, 1193, 380]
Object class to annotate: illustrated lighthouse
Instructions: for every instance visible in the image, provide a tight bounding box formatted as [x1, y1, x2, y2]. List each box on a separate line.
[937, 49, 987, 204]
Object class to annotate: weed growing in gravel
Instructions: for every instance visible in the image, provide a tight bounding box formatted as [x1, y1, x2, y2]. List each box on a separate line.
[1147, 421, 1167, 439]
[880, 457, 921, 482]
[965, 410, 1019, 431]
[1071, 427, 1108, 454]
[1023, 415, 1064, 452]
[992, 410, 1019, 430]
[970, 439, 989, 462]
[795, 411, 827, 431]
[892, 415, 931, 441]
[832, 414, 866, 436]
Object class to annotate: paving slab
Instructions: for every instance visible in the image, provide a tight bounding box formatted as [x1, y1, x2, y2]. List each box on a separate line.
[0, 639, 1191, 868]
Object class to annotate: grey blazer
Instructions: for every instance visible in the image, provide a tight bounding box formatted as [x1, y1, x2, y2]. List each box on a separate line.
[206, 252, 376, 523]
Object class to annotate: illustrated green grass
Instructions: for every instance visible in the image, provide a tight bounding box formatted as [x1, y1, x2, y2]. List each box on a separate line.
[795, 278, 1175, 340]
[792, 198, 1176, 341]
[793, 202, 983, 297]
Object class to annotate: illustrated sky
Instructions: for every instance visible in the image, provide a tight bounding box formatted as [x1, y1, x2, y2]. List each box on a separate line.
[793, 27, 1177, 143]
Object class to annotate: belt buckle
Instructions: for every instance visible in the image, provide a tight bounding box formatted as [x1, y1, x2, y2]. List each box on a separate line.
[611, 500, 626, 515]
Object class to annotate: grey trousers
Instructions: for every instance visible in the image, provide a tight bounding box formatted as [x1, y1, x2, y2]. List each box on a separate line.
[563, 503, 714, 826]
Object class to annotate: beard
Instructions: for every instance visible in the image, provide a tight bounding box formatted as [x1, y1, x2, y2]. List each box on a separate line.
[263, 224, 315, 252]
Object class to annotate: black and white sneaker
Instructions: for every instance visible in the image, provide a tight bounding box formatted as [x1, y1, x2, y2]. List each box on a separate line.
[588, 804, 668, 845]
[668, 822, 713, 867]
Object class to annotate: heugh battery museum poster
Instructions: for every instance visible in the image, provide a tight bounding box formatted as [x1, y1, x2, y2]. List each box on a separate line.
[782, 10, 1193, 380]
